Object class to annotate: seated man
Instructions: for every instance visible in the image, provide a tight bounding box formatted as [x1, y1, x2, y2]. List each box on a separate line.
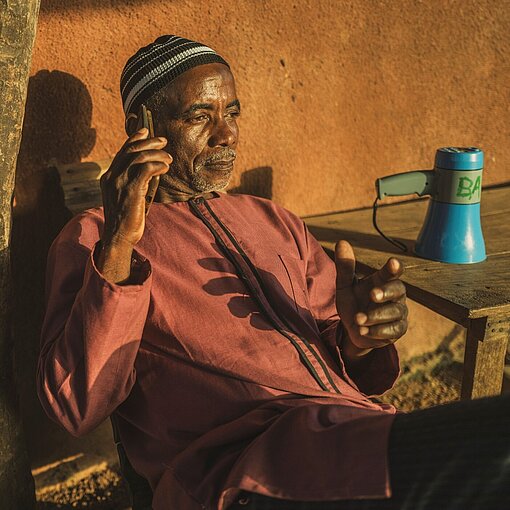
[37, 36, 510, 510]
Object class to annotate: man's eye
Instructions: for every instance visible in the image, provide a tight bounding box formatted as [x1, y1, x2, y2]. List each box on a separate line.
[226, 110, 241, 119]
[190, 114, 208, 123]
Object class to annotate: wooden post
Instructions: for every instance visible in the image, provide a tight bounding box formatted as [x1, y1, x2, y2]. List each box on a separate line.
[461, 314, 509, 399]
[0, 1, 40, 507]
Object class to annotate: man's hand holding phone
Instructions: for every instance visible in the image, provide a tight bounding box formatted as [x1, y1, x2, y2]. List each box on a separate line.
[97, 111, 171, 284]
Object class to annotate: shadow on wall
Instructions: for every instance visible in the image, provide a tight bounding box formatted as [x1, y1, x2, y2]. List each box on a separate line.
[11, 70, 108, 468]
[229, 166, 273, 200]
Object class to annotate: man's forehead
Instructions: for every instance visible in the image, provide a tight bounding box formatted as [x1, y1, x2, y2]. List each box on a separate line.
[163, 64, 237, 110]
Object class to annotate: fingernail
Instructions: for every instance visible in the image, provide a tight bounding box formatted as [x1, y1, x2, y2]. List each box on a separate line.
[158, 137, 167, 142]
[359, 326, 369, 336]
[373, 289, 383, 301]
[355, 313, 367, 325]
[138, 127, 148, 134]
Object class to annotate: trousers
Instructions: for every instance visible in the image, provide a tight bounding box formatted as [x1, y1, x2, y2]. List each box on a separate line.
[229, 393, 510, 510]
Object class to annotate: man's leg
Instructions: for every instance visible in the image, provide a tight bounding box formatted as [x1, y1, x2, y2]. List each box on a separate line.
[229, 393, 510, 509]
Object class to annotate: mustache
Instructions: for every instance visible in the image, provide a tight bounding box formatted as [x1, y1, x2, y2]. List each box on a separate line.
[204, 149, 237, 164]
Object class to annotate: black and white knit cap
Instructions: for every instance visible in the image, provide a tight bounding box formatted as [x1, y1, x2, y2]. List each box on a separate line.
[120, 35, 230, 117]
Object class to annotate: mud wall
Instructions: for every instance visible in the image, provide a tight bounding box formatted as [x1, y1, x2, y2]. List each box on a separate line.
[30, 0, 510, 216]
[15, 0, 509, 469]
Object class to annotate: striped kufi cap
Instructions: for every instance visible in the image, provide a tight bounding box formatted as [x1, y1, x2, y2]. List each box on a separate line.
[121, 35, 229, 117]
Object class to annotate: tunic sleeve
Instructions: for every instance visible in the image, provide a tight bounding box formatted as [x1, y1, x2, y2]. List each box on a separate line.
[303, 224, 400, 396]
[37, 217, 152, 437]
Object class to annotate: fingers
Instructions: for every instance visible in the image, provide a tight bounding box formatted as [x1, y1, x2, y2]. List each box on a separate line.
[356, 319, 408, 341]
[128, 126, 150, 142]
[335, 240, 356, 290]
[372, 257, 404, 287]
[109, 133, 172, 181]
[130, 163, 170, 185]
[106, 129, 170, 180]
[124, 134, 168, 154]
[117, 127, 151, 153]
[103, 153, 170, 187]
[124, 127, 164, 147]
[127, 151, 171, 190]
[355, 302, 408, 327]
[353, 279, 408, 341]
[369, 279, 406, 304]
[127, 149, 172, 169]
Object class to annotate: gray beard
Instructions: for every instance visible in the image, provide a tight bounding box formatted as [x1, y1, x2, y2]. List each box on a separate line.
[190, 167, 233, 193]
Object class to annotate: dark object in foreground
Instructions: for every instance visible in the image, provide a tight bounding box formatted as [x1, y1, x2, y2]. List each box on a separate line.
[230, 393, 510, 509]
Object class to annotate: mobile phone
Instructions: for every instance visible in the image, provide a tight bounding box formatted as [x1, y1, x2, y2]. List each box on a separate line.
[137, 104, 160, 215]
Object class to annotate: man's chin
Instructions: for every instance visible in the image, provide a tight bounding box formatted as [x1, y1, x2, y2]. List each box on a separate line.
[191, 169, 233, 193]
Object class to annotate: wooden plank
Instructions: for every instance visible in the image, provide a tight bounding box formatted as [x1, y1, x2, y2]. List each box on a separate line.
[461, 315, 509, 399]
[61, 180, 103, 212]
[402, 253, 510, 322]
[56, 159, 111, 185]
[55, 160, 112, 213]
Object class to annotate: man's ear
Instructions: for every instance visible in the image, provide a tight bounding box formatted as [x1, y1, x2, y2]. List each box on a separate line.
[125, 112, 139, 136]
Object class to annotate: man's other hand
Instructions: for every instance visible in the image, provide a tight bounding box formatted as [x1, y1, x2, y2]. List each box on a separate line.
[334, 240, 408, 363]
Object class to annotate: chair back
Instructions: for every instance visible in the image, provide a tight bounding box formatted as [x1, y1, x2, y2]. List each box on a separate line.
[111, 413, 154, 510]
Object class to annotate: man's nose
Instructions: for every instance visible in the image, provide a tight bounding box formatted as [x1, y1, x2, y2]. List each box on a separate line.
[209, 117, 237, 147]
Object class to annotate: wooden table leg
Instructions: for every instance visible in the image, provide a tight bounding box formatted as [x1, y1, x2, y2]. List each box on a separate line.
[461, 315, 510, 399]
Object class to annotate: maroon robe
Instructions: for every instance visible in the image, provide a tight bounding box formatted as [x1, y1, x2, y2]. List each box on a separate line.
[38, 193, 399, 510]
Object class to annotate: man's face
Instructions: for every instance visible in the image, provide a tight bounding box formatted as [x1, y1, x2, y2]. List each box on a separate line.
[155, 63, 240, 193]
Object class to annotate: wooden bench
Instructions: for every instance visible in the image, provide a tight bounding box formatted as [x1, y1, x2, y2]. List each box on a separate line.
[54, 158, 111, 213]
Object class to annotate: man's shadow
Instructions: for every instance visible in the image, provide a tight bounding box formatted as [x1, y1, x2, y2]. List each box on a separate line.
[11, 70, 100, 468]
[229, 166, 273, 200]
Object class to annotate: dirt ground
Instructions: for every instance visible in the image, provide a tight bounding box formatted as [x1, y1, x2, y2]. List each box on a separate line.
[34, 330, 509, 510]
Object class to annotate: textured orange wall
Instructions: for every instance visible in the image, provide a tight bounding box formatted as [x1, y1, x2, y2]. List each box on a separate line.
[17, 0, 509, 469]
[30, 0, 510, 216]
